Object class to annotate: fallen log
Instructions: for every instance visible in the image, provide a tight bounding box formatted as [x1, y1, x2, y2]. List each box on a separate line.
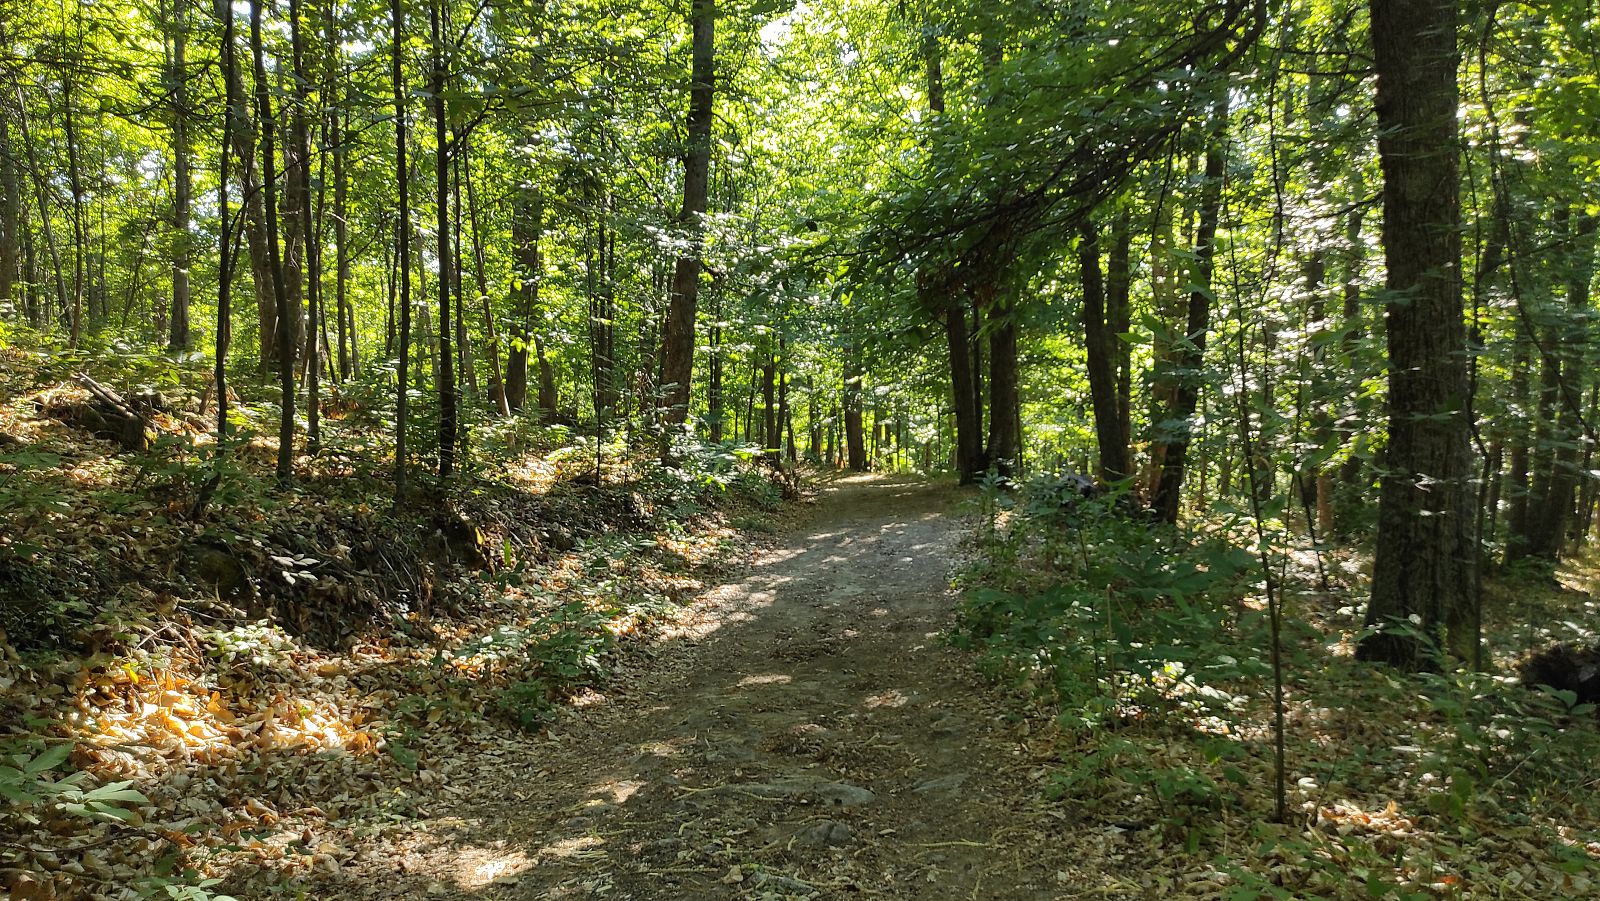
[38, 375, 158, 452]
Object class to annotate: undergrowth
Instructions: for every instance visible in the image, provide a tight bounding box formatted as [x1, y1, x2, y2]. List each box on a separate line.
[953, 474, 1600, 899]
[0, 342, 789, 899]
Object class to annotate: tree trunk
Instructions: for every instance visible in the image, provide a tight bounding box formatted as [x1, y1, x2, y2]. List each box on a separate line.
[430, 0, 456, 479]
[1108, 211, 1133, 458]
[761, 346, 778, 460]
[844, 340, 867, 471]
[13, 89, 69, 337]
[0, 115, 18, 313]
[290, 0, 322, 453]
[328, 8, 351, 382]
[1151, 100, 1228, 524]
[507, 190, 540, 414]
[1522, 211, 1596, 559]
[708, 288, 724, 441]
[1360, 0, 1477, 669]
[214, 0, 238, 458]
[943, 296, 984, 483]
[167, 0, 192, 351]
[250, 0, 295, 485]
[984, 298, 1020, 476]
[1080, 219, 1130, 483]
[658, 0, 715, 430]
[390, 0, 412, 501]
[463, 137, 506, 415]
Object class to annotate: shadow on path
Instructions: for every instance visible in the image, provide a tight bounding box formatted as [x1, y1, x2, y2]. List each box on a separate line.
[318, 475, 1096, 900]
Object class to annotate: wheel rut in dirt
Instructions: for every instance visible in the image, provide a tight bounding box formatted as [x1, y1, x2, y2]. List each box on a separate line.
[339, 475, 1080, 900]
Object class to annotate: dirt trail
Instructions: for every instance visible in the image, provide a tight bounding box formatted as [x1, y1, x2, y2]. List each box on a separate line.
[334, 475, 1092, 899]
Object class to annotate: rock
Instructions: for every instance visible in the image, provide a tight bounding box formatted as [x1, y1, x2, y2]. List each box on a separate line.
[707, 779, 875, 807]
[912, 773, 968, 797]
[185, 540, 255, 600]
[751, 871, 818, 896]
[798, 820, 853, 848]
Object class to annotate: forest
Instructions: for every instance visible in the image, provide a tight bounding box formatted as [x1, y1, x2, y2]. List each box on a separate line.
[2, 0, 1600, 897]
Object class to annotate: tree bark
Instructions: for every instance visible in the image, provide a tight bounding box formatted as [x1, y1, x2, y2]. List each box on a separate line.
[1522, 211, 1596, 559]
[1080, 219, 1130, 484]
[658, 0, 715, 431]
[250, 0, 295, 485]
[290, 0, 322, 452]
[463, 137, 506, 415]
[167, 0, 192, 352]
[390, 0, 412, 501]
[984, 298, 1020, 476]
[0, 114, 18, 314]
[1360, 0, 1477, 668]
[844, 340, 867, 471]
[430, 0, 456, 479]
[507, 190, 539, 414]
[1151, 99, 1228, 524]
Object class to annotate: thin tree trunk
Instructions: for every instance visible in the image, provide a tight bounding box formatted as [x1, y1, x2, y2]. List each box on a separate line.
[328, 8, 351, 382]
[291, 0, 322, 453]
[430, 0, 456, 480]
[1152, 99, 1228, 524]
[0, 115, 18, 316]
[507, 190, 539, 413]
[984, 298, 1020, 476]
[12, 89, 69, 334]
[390, 0, 412, 501]
[214, 0, 238, 458]
[250, 0, 295, 485]
[845, 340, 867, 471]
[168, 0, 192, 351]
[1080, 218, 1130, 483]
[464, 137, 507, 415]
[1523, 211, 1596, 559]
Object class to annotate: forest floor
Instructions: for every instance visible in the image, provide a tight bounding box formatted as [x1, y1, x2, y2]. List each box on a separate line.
[306, 474, 1100, 900]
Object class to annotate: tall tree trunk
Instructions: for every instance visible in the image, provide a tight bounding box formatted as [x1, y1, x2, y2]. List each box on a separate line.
[762, 344, 778, 460]
[327, 7, 351, 382]
[844, 340, 867, 471]
[452, 146, 475, 400]
[390, 0, 412, 501]
[290, 0, 322, 453]
[658, 0, 715, 431]
[1151, 99, 1228, 524]
[1522, 211, 1596, 559]
[0, 115, 18, 314]
[923, 30, 981, 483]
[1360, 0, 1477, 668]
[430, 0, 456, 479]
[464, 137, 506, 415]
[250, 0, 295, 485]
[707, 287, 724, 441]
[1080, 218, 1130, 483]
[984, 297, 1021, 476]
[12, 89, 68, 337]
[1108, 210, 1133, 473]
[62, 52, 87, 343]
[167, 0, 192, 351]
[215, 0, 238, 456]
[507, 190, 539, 414]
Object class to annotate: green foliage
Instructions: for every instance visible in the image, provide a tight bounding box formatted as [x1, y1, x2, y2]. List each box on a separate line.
[956, 478, 1257, 732]
[0, 737, 150, 827]
[456, 601, 616, 730]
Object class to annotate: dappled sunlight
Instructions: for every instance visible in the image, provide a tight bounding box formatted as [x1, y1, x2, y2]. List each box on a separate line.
[863, 689, 909, 709]
[450, 846, 535, 888]
[738, 673, 794, 687]
[69, 659, 376, 772]
[539, 835, 607, 861]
